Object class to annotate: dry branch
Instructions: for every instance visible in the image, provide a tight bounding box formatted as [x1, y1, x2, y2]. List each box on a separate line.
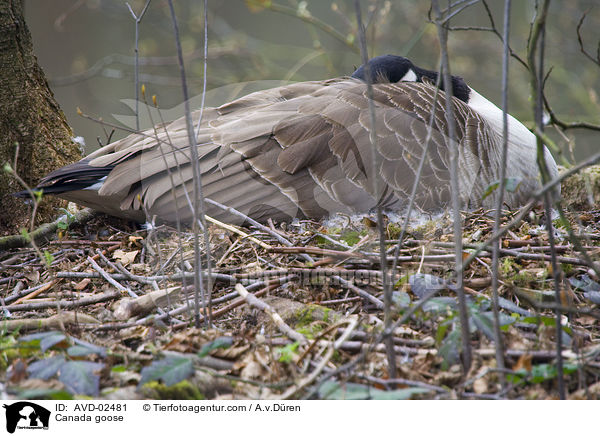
[2, 311, 99, 331]
[0, 208, 95, 251]
[235, 283, 307, 345]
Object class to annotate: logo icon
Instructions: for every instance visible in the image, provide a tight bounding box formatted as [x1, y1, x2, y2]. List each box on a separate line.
[3, 402, 50, 433]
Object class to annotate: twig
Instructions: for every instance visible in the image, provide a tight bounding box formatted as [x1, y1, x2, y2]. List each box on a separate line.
[247, 1, 359, 53]
[205, 214, 271, 250]
[332, 275, 384, 309]
[460, 149, 600, 273]
[126, 0, 151, 130]
[204, 198, 314, 263]
[12, 279, 59, 305]
[235, 283, 307, 345]
[526, 0, 565, 400]
[361, 375, 448, 394]
[167, 0, 211, 328]
[432, 0, 472, 373]
[0, 208, 95, 251]
[279, 317, 358, 399]
[489, 0, 512, 387]
[576, 10, 600, 67]
[55, 270, 246, 285]
[354, 0, 396, 379]
[1, 312, 99, 332]
[5, 290, 121, 312]
[86, 256, 135, 297]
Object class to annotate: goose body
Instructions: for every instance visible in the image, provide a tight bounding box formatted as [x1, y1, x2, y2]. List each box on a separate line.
[26, 55, 559, 225]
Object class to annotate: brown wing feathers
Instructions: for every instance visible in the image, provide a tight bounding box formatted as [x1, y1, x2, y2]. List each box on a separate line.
[31, 78, 500, 224]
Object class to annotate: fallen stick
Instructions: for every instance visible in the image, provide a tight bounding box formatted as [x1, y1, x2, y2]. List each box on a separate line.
[205, 214, 271, 250]
[12, 279, 60, 305]
[0, 208, 96, 251]
[1, 311, 99, 331]
[331, 275, 384, 309]
[113, 286, 181, 320]
[6, 289, 121, 312]
[235, 283, 307, 345]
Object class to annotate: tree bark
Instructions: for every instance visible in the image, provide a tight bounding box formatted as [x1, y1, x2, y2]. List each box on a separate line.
[0, 0, 81, 234]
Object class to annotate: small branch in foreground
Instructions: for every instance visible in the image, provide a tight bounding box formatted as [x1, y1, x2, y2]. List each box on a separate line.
[0, 208, 96, 251]
[235, 283, 307, 345]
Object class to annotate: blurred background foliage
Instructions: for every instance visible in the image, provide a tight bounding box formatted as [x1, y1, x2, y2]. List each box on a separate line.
[24, 0, 599, 162]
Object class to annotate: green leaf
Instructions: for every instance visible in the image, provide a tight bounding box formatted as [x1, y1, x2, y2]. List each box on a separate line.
[318, 381, 367, 399]
[504, 177, 521, 192]
[139, 355, 194, 387]
[506, 370, 527, 385]
[20, 228, 31, 242]
[392, 291, 411, 309]
[28, 355, 66, 380]
[409, 273, 446, 299]
[369, 387, 431, 400]
[482, 181, 500, 199]
[471, 311, 515, 342]
[422, 297, 456, 313]
[438, 329, 461, 370]
[317, 381, 429, 399]
[276, 342, 300, 363]
[15, 388, 73, 400]
[67, 346, 97, 357]
[482, 177, 522, 200]
[198, 336, 233, 358]
[470, 311, 495, 341]
[521, 315, 556, 326]
[69, 337, 106, 357]
[340, 230, 360, 246]
[34, 189, 43, 202]
[497, 297, 533, 317]
[20, 331, 67, 352]
[394, 274, 409, 288]
[530, 363, 557, 383]
[508, 363, 578, 385]
[569, 275, 600, 293]
[552, 216, 569, 229]
[59, 361, 104, 396]
[58, 208, 74, 221]
[569, 275, 600, 304]
[43, 250, 54, 266]
[435, 320, 450, 345]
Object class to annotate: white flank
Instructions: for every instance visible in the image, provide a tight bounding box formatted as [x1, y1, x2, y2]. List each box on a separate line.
[466, 87, 559, 192]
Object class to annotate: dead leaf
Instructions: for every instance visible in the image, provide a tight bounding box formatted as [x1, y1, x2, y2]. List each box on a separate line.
[18, 378, 67, 392]
[128, 236, 143, 248]
[361, 217, 377, 228]
[74, 278, 91, 291]
[473, 377, 488, 394]
[7, 358, 28, 383]
[512, 354, 532, 372]
[24, 269, 40, 283]
[113, 249, 139, 266]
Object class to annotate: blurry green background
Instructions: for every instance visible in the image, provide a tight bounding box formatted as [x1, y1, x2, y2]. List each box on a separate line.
[24, 0, 600, 163]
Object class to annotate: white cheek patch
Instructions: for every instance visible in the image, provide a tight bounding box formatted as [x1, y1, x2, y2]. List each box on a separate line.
[400, 69, 418, 82]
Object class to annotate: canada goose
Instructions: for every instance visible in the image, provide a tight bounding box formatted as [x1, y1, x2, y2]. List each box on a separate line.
[21, 55, 559, 225]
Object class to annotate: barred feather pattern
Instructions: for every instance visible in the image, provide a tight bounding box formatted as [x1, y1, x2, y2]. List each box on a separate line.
[34, 78, 554, 224]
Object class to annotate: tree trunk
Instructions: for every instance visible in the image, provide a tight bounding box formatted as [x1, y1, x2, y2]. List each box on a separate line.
[0, 0, 81, 234]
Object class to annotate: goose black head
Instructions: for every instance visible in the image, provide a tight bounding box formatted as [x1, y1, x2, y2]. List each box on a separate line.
[351, 54, 471, 103]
